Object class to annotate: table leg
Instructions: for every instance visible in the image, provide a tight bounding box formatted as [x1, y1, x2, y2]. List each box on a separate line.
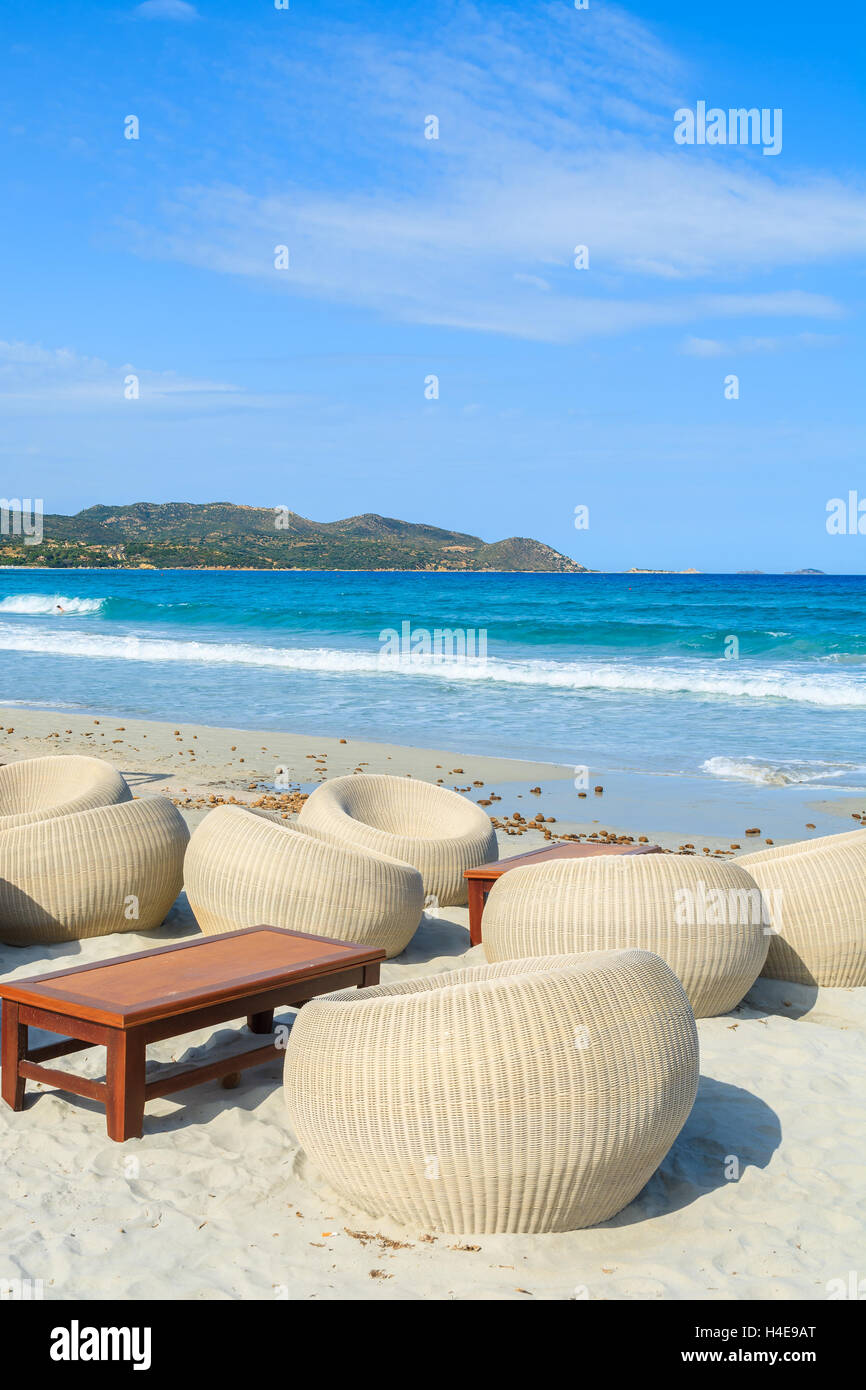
[221, 1009, 276, 1088]
[467, 879, 487, 947]
[106, 1030, 146, 1141]
[1, 1001, 26, 1111]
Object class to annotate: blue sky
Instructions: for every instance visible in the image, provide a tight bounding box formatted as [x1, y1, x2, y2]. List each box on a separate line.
[1, 0, 864, 571]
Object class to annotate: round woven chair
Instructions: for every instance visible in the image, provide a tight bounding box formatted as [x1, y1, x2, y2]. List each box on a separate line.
[740, 834, 866, 986]
[297, 774, 497, 907]
[284, 950, 698, 1233]
[481, 855, 769, 1017]
[739, 826, 866, 865]
[0, 753, 131, 830]
[0, 760, 188, 945]
[185, 804, 425, 958]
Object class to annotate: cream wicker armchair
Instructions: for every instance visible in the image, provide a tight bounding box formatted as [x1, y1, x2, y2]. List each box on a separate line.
[740, 826, 866, 865]
[740, 833, 866, 986]
[185, 804, 425, 958]
[297, 773, 497, 906]
[481, 855, 769, 1017]
[0, 756, 188, 945]
[284, 950, 699, 1234]
[0, 753, 131, 829]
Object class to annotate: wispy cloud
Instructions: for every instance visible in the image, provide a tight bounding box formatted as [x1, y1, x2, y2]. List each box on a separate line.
[132, 0, 198, 20]
[0, 341, 303, 412]
[681, 330, 842, 356]
[118, 3, 866, 343]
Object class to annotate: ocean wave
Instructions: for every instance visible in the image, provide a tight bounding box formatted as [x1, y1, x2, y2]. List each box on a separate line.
[0, 593, 104, 616]
[1, 622, 865, 707]
[701, 755, 864, 786]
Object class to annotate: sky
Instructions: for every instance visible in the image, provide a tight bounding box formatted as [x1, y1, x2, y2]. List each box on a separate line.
[0, 0, 864, 571]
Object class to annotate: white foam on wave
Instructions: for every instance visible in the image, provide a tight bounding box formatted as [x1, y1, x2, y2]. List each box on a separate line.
[0, 593, 104, 616]
[701, 755, 864, 786]
[1, 621, 865, 708]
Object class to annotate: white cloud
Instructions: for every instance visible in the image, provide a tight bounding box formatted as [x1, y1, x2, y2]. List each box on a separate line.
[0, 341, 306, 413]
[513, 273, 552, 292]
[120, 3, 866, 342]
[681, 330, 841, 356]
[682, 338, 727, 357]
[133, 0, 198, 19]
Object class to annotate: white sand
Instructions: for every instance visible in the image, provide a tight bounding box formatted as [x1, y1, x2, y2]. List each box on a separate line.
[1, 710, 864, 1300]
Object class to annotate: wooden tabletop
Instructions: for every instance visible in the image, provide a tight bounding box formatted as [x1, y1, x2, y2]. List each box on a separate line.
[465, 841, 662, 880]
[0, 926, 384, 1029]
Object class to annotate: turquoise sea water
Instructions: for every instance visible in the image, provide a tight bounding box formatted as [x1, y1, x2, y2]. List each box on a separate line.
[1, 570, 865, 827]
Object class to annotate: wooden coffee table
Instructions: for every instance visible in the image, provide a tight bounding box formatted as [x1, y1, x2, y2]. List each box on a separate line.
[0, 926, 383, 1141]
[465, 842, 662, 945]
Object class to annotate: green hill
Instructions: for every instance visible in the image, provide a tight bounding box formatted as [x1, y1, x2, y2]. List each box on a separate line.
[0, 502, 586, 572]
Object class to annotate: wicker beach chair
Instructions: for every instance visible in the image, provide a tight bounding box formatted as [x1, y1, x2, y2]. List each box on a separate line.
[297, 773, 497, 906]
[480, 854, 769, 1016]
[740, 832, 866, 986]
[0, 753, 131, 828]
[184, 803, 425, 958]
[284, 950, 699, 1233]
[0, 755, 188, 945]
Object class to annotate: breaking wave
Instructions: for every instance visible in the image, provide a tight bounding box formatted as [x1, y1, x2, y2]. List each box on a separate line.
[0, 593, 105, 616]
[1, 622, 865, 708]
[701, 755, 865, 786]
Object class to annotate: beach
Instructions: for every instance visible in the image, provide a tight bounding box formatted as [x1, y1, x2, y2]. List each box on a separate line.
[1, 706, 864, 1301]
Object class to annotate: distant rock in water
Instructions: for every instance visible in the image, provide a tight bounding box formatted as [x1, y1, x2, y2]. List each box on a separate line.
[0, 501, 587, 573]
[785, 569, 826, 575]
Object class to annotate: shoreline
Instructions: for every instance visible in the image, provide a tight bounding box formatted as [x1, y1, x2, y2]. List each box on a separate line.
[0, 704, 789, 854]
[0, 565, 835, 575]
[1, 704, 860, 853]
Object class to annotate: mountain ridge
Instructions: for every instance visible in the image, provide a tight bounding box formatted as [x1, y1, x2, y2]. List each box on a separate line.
[0, 502, 586, 572]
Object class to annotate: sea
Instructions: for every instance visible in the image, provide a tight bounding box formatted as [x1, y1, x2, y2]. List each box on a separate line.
[1, 569, 864, 839]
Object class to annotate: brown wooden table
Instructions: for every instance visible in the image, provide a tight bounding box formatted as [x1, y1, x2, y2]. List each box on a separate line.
[464, 842, 662, 946]
[0, 926, 383, 1142]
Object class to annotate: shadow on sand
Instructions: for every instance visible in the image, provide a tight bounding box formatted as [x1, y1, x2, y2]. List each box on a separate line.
[608, 1074, 781, 1227]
